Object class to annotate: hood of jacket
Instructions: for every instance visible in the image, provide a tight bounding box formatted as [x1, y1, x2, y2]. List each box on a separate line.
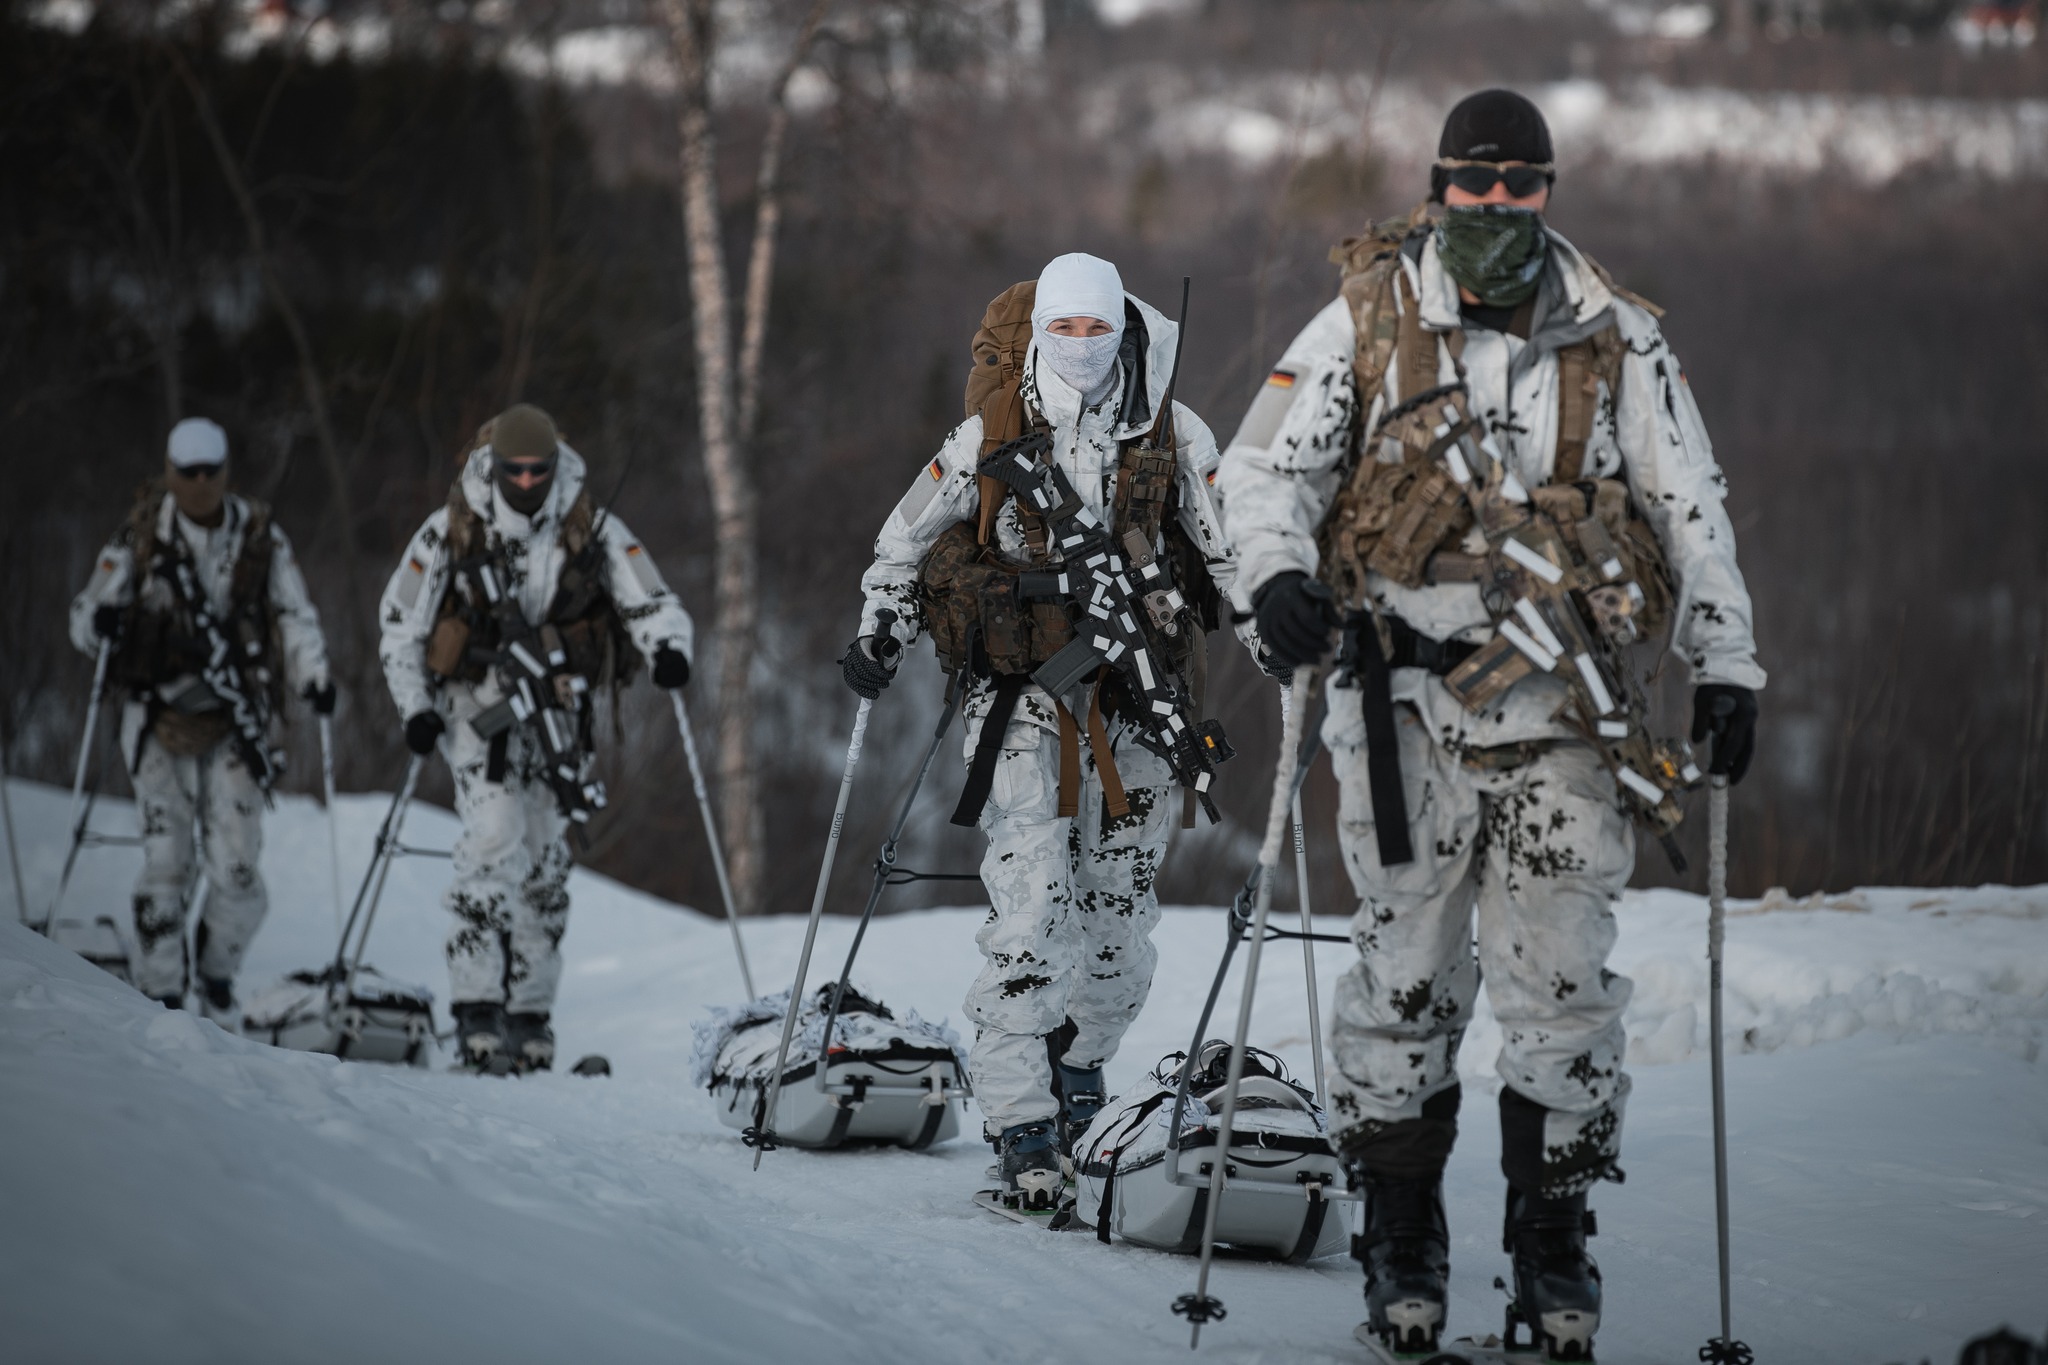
[1023, 291, 1182, 444]
[457, 441, 590, 542]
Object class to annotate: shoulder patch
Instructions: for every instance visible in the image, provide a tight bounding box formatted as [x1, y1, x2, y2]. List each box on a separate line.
[623, 542, 664, 595]
[394, 555, 428, 612]
[891, 456, 948, 528]
[1228, 368, 1305, 455]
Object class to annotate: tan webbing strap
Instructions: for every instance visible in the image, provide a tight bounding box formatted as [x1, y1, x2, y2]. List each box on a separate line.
[1057, 701, 1082, 819]
[1395, 271, 1440, 407]
[1084, 684, 1130, 821]
[1553, 341, 1595, 484]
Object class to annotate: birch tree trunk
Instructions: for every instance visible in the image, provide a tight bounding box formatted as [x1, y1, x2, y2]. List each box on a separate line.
[662, 0, 763, 913]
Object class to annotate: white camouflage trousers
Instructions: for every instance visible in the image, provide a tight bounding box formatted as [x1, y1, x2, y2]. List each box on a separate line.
[439, 690, 573, 1013]
[120, 704, 268, 1000]
[965, 702, 1176, 1133]
[1324, 688, 1636, 1197]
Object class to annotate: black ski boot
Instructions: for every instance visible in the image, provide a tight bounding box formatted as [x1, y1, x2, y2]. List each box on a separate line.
[995, 1120, 1065, 1211]
[505, 1011, 555, 1073]
[1503, 1186, 1602, 1362]
[1352, 1171, 1450, 1356]
[1053, 1060, 1107, 1155]
[454, 1002, 514, 1076]
[196, 975, 239, 1029]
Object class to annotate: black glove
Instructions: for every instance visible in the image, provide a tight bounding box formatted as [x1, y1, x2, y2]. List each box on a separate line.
[403, 710, 446, 756]
[92, 605, 125, 641]
[841, 633, 902, 700]
[302, 681, 337, 716]
[653, 646, 691, 690]
[1691, 684, 1758, 786]
[1252, 572, 1339, 668]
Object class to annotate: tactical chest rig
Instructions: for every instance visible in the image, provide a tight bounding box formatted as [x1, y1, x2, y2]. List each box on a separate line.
[113, 485, 286, 787]
[424, 478, 638, 824]
[1319, 212, 1701, 866]
[919, 281, 1227, 829]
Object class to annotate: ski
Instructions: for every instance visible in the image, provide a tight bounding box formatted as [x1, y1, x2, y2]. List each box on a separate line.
[1354, 1322, 1556, 1364]
[971, 1188, 1084, 1231]
[570, 1054, 611, 1077]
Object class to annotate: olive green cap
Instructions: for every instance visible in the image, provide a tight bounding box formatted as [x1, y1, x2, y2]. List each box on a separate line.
[489, 404, 560, 463]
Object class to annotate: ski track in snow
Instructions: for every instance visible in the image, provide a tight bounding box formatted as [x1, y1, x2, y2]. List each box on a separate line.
[3, 778, 2045, 1364]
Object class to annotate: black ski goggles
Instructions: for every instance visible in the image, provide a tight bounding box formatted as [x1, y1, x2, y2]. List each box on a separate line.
[170, 461, 226, 481]
[492, 449, 558, 482]
[1437, 159, 1555, 198]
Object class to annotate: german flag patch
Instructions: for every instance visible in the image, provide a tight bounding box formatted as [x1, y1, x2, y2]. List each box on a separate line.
[927, 457, 944, 481]
[1266, 370, 1297, 389]
[1205, 467, 1219, 486]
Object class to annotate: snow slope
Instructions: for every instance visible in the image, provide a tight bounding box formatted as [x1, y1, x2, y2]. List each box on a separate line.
[3, 778, 2045, 1364]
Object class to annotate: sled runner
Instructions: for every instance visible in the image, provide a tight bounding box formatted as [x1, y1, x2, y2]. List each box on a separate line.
[1076, 1043, 1351, 1262]
[242, 963, 435, 1065]
[698, 984, 969, 1150]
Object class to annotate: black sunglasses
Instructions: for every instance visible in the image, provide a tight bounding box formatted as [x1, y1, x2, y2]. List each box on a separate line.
[171, 462, 226, 481]
[1440, 160, 1555, 198]
[493, 454, 558, 481]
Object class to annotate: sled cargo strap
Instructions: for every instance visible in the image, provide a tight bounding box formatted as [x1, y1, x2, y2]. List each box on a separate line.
[1085, 685, 1130, 822]
[952, 674, 1027, 826]
[1057, 701, 1082, 819]
[1350, 617, 1414, 867]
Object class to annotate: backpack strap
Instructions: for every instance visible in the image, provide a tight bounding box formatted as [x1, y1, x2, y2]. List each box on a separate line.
[1552, 324, 1626, 483]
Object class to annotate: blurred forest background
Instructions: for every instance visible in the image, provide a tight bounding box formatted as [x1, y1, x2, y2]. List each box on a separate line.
[3, 0, 2044, 924]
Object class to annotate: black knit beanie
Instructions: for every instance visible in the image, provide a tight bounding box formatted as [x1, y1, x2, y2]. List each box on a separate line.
[1430, 89, 1555, 201]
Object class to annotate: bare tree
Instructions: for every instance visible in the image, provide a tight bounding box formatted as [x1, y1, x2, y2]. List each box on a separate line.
[659, 0, 834, 915]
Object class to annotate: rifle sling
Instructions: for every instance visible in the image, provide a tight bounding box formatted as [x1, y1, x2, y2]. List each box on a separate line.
[1353, 619, 1416, 868]
[1084, 684, 1130, 822]
[952, 674, 1027, 827]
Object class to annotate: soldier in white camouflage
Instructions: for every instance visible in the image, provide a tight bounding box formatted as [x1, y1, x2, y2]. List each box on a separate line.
[844, 254, 1266, 1209]
[1217, 92, 1763, 1359]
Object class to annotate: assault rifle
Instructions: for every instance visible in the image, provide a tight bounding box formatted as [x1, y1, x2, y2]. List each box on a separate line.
[1418, 393, 1702, 866]
[163, 547, 283, 794]
[462, 555, 607, 825]
[977, 432, 1233, 823]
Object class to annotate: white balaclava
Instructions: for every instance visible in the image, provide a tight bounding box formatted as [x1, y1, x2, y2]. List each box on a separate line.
[1032, 253, 1126, 398]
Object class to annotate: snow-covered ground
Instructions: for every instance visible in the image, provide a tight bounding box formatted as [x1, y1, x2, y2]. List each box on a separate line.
[3, 777, 2045, 1364]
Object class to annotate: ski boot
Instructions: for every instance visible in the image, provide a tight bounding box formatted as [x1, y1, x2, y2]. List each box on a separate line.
[505, 1011, 555, 1073]
[1352, 1170, 1450, 1357]
[995, 1120, 1066, 1211]
[1053, 1060, 1107, 1155]
[196, 976, 240, 1030]
[454, 1002, 515, 1076]
[1503, 1186, 1601, 1362]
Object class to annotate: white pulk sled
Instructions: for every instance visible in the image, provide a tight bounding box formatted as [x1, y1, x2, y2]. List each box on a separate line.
[1075, 1041, 1350, 1260]
[696, 982, 968, 1149]
[738, 652, 978, 1159]
[242, 756, 436, 1066]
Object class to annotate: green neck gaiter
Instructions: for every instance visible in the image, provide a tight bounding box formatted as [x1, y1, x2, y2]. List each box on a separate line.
[1435, 205, 1549, 309]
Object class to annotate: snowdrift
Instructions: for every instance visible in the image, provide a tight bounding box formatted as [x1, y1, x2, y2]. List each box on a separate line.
[3, 777, 2047, 1364]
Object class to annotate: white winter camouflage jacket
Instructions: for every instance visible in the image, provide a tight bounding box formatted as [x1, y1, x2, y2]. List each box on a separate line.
[1215, 225, 1765, 749]
[857, 291, 1253, 736]
[378, 445, 694, 723]
[69, 492, 331, 696]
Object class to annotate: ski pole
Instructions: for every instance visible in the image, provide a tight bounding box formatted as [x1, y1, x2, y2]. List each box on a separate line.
[318, 716, 347, 936]
[816, 671, 964, 1071]
[1281, 682, 1327, 1107]
[671, 688, 754, 997]
[1700, 776, 1753, 1365]
[1, 738, 28, 924]
[1174, 664, 1317, 1348]
[42, 640, 113, 933]
[749, 690, 876, 1168]
[331, 756, 424, 986]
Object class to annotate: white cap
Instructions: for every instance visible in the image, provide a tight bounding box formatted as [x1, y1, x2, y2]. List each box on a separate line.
[167, 417, 229, 469]
[1031, 253, 1126, 334]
